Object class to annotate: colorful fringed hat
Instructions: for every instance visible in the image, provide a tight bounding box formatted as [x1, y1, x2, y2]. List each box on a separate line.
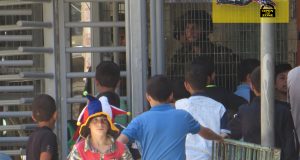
[77, 95, 119, 138]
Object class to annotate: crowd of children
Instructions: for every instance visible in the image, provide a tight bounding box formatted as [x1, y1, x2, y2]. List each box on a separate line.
[25, 58, 300, 160]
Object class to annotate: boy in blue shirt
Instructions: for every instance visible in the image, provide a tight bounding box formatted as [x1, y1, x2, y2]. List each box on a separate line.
[117, 75, 223, 160]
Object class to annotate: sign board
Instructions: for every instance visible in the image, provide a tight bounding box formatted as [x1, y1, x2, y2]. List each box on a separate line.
[212, 0, 289, 23]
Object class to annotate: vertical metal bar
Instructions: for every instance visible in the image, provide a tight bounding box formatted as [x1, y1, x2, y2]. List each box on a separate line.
[113, 1, 120, 65]
[150, 0, 157, 76]
[261, 22, 275, 148]
[91, 1, 100, 95]
[112, 1, 121, 95]
[57, 0, 69, 159]
[43, 0, 57, 97]
[156, 0, 165, 74]
[125, 0, 147, 117]
[297, 0, 300, 65]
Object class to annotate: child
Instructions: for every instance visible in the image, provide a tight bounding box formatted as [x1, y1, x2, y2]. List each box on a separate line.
[175, 63, 227, 160]
[68, 95, 132, 159]
[117, 75, 223, 160]
[229, 67, 299, 160]
[26, 94, 58, 160]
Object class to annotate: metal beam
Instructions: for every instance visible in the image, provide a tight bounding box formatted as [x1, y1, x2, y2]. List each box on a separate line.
[65, 0, 124, 2]
[65, 46, 126, 53]
[0, 150, 25, 156]
[156, 0, 165, 74]
[19, 46, 53, 53]
[150, 0, 157, 76]
[0, 35, 32, 41]
[19, 72, 54, 78]
[0, 111, 31, 117]
[0, 50, 50, 56]
[0, 60, 33, 66]
[0, 124, 36, 131]
[66, 71, 126, 78]
[65, 21, 125, 28]
[0, 86, 34, 92]
[0, 9, 32, 16]
[0, 137, 28, 143]
[0, 98, 33, 106]
[17, 21, 52, 28]
[0, 25, 38, 32]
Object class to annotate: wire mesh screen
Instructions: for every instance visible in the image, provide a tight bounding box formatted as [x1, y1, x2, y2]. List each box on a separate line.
[164, 1, 297, 91]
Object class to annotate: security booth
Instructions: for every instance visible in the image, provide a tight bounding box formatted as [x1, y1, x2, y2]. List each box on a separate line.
[0, 0, 298, 159]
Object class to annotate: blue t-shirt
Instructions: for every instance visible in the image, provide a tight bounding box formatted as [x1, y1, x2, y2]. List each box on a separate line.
[234, 84, 251, 102]
[122, 104, 201, 160]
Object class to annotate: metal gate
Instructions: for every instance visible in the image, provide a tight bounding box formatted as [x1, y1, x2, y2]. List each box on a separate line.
[0, 0, 57, 158]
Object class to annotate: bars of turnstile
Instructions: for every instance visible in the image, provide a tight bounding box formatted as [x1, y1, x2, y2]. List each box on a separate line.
[212, 139, 281, 160]
[0, 0, 57, 158]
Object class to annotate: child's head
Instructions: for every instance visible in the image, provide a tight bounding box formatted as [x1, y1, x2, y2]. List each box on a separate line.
[31, 94, 57, 123]
[146, 75, 172, 104]
[238, 58, 260, 83]
[250, 67, 261, 95]
[172, 79, 190, 102]
[275, 63, 292, 94]
[185, 61, 210, 92]
[95, 61, 120, 90]
[78, 95, 119, 138]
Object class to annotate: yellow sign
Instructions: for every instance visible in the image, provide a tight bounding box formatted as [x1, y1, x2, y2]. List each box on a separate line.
[212, 0, 289, 23]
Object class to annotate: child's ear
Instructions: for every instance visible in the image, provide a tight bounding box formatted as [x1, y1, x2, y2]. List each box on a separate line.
[116, 80, 121, 89]
[31, 115, 37, 122]
[52, 111, 58, 121]
[94, 78, 100, 87]
[167, 93, 174, 103]
[184, 81, 191, 92]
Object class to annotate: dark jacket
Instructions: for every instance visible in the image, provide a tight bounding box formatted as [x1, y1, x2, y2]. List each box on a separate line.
[229, 97, 299, 160]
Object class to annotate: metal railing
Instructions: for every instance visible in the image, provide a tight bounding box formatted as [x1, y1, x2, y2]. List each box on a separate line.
[212, 139, 281, 160]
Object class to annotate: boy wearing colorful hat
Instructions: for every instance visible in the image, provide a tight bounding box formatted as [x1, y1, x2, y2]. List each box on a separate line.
[68, 95, 133, 160]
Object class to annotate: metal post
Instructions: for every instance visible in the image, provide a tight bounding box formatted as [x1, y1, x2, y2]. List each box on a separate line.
[57, 0, 69, 158]
[156, 0, 165, 74]
[113, 1, 120, 64]
[297, 0, 300, 65]
[150, 0, 157, 76]
[125, 0, 147, 117]
[260, 21, 275, 147]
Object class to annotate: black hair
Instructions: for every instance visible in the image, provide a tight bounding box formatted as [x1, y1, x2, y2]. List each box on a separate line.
[95, 61, 120, 88]
[172, 79, 190, 101]
[147, 75, 172, 102]
[192, 55, 214, 76]
[275, 63, 292, 78]
[238, 59, 260, 82]
[173, 10, 213, 40]
[31, 94, 56, 122]
[250, 67, 261, 93]
[185, 62, 209, 91]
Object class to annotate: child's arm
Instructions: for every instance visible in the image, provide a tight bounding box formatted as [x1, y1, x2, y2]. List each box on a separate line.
[40, 152, 52, 160]
[117, 134, 129, 144]
[198, 126, 224, 142]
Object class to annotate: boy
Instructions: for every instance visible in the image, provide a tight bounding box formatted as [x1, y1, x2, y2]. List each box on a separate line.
[229, 67, 299, 160]
[175, 63, 227, 160]
[235, 58, 260, 102]
[117, 75, 223, 160]
[275, 63, 292, 103]
[26, 94, 58, 160]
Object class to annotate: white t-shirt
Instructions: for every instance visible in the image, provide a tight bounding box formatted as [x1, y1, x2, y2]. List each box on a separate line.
[175, 95, 226, 160]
